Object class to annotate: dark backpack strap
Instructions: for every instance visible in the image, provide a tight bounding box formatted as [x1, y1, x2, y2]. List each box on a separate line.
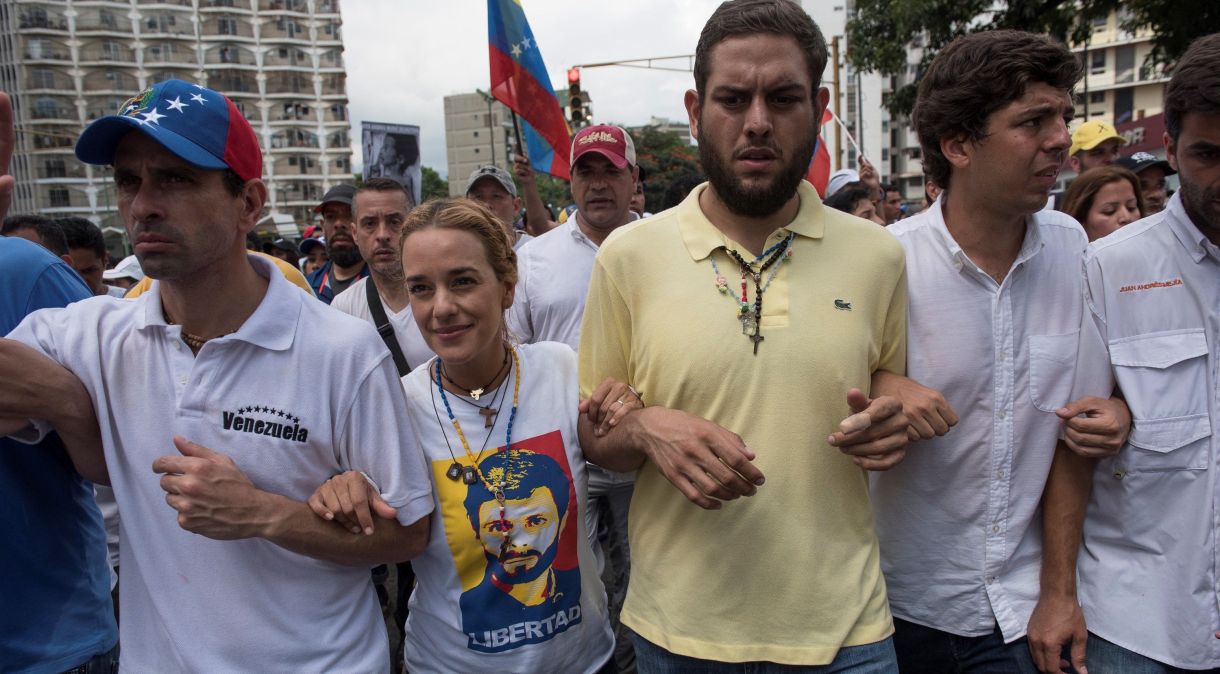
[365, 275, 411, 377]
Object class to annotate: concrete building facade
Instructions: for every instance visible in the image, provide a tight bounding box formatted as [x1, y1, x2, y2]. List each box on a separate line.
[0, 0, 352, 243]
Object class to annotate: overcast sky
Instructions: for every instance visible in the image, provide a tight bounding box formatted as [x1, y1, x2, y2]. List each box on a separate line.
[340, 0, 726, 177]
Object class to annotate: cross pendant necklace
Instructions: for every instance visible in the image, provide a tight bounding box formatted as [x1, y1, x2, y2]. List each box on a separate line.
[723, 236, 793, 356]
[478, 406, 498, 428]
[750, 332, 764, 355]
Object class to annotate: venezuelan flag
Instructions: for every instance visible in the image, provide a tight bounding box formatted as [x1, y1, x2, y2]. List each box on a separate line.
[806, 107, 834, 196]
[488, 0, 571, 180]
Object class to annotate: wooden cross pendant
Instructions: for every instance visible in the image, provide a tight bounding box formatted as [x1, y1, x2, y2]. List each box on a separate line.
[750, 332, 764, 355]
[479, 406, 498, 428]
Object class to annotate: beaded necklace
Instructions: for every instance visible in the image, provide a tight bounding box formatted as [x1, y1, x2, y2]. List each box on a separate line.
[436, 346, 522, 546]
[430, 368, 509, 481]
[708, 232, 795, 354]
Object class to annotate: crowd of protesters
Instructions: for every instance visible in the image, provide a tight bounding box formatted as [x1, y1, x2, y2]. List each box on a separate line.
[2, 1, 1219, 673]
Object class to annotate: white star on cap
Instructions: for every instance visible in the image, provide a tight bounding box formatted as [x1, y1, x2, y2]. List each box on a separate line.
[192, 83, 206, 89]
[521, 36, 532, 50]
[165, 96, 188, 113]
[189, 93, 207, 104]
[511, 43, 522, 58]
[139, 107, 165, 125]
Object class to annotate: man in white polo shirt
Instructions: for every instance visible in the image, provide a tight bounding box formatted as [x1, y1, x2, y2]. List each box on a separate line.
[1064, 33, 1220, 672]
[506, 123, 639, 671]
[0, 80, 432, 673]
[869, 31, 1130, 674]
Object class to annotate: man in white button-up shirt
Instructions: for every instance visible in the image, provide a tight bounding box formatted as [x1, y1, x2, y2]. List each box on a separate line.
[1066, 34, 1220, 673]
[870, 31, 1130, 674]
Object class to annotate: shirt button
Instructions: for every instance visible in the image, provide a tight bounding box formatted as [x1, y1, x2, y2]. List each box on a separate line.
[992, 525, 1001, 533]
[998, 411, 1007, 421]
[996, 470, 1005, 479]
[1113, 470, 1126, 480]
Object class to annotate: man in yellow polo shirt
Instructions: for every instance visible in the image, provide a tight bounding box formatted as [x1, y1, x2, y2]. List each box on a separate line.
[577, 0, 909, 669]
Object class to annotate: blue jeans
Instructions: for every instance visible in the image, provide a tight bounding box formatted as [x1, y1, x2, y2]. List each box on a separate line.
[892, 618, 1039, 674]
[60, 643, 118, 674]
[1087, 633, 1220, 674]
[631, 632, 897, 673]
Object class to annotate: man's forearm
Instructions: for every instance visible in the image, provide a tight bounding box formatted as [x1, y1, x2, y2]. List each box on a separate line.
[1040, 441, 1094, 597]
[261, 493, 430, 566]
[520, 178, 557, 237]
[579, 407, 649, 473]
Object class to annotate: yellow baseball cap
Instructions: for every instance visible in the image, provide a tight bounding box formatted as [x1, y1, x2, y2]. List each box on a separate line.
[1070, 120, 1127, 156]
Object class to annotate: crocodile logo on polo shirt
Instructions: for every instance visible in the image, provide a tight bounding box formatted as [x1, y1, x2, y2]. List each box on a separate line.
[221, 405, 309, 443]
[834, 299, 852, 311]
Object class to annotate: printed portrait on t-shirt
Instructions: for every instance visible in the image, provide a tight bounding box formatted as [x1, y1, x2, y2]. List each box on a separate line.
[432, 430, 582, 653]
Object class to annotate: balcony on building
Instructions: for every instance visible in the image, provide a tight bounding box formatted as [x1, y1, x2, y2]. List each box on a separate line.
[203, 43, 257, 68]
[274, 178, 323, 205]
[84, 94, 133, 121]
[263, 45, 312, 69]
[29, 126, 76, 150]
[22, 37, 72, 62]
[79, 39, 137, 65]
[35, 155, 88, 181]
[83, 68, 139, 95]
[269, 100, 314, 123]
[265, 71, 313, 96]
[229, 98, 263, 124]
[314, 0, 340, 16]
[39, 184, 92, 211]
[318, 73, 344, 97]
[272, 154, 322, 177]
[325, 129, 348, 150]
[317, 47, 343, 71]
[207, 68, 258, 96]
[199, 0, 254, 14]
[24, 66, 73, 93]
[270, 127, 319, 151]
[315, 21, 341, 45]
[141, 11, 196, 38]
[144, 41, 198, 67]
[259, 16, 309, 42]
[148, 68, 203, 85]
[320, 102, 346, 124]
[18, 5, 69, 33]
[75, 8, 130, 35]
[201, 15, 254, 40]
[258, 0, 310, 15]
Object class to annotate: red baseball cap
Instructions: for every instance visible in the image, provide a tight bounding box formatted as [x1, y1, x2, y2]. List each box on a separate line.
[570, 124, 636, 170]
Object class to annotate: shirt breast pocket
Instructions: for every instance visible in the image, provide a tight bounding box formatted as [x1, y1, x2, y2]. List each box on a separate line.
[1028, 331, 1079, 413]
[1110, 329, 1212, 472]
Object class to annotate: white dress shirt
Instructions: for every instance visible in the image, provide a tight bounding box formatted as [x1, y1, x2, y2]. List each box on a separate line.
[1071, 192, 1220, 669]
[330, 276, 436, 370]
[872, 199, 1089, 640]
[507, 218, 599, 350]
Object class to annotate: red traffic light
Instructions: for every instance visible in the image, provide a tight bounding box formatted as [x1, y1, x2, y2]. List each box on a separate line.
[567, 67, 581, 84]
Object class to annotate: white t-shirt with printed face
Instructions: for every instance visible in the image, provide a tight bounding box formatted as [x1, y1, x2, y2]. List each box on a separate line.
[331, 276, 436, 370]
[7, 256, 435, 674]
[400, 341, 613, 674]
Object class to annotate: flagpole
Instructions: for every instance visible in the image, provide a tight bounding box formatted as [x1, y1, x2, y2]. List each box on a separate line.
[510, 111, 524, 156]
[828, 108, 863, 159]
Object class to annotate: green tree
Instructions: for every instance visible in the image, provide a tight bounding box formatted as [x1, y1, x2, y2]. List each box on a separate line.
[847, 0, 1219, 117]
[631, 124, 701, 213]
[421, 166, 448, 202]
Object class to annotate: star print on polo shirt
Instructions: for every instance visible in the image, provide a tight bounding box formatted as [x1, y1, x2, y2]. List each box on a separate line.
[221, 405, 310, 443]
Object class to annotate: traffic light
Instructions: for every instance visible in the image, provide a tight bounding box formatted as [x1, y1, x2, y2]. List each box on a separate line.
[568, 67, 584, 127]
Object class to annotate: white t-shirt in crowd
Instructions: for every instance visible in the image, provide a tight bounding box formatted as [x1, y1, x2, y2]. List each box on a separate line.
[331, 276, 435, 370]
[7, 255, 435, 674]
[400, 341, 613, 674]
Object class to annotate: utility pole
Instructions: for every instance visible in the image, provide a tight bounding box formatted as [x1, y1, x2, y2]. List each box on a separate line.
[832, 36, 842, 170]
[475, 89, 496, 166]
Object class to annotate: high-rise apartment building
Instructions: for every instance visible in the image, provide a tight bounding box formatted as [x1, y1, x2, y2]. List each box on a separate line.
[443, 92, 513, 197]
[0, 0, 352, 244]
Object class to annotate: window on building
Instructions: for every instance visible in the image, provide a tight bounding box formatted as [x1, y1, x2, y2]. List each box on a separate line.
[44, 158, 66, 178]
[48, 187, 70, 208]
[99, 11, 119, 29]
[1090, 51, 1106, 74]
[1089, 91, 1105, 104]
[101, 42, 124, 61]
[1115, 45, 1135, 84]
[1113, 88, 1134, 124]
[218, 17, 238, 35]
[1091, 14, 1107, 32]
[30, 69, 58, 88]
